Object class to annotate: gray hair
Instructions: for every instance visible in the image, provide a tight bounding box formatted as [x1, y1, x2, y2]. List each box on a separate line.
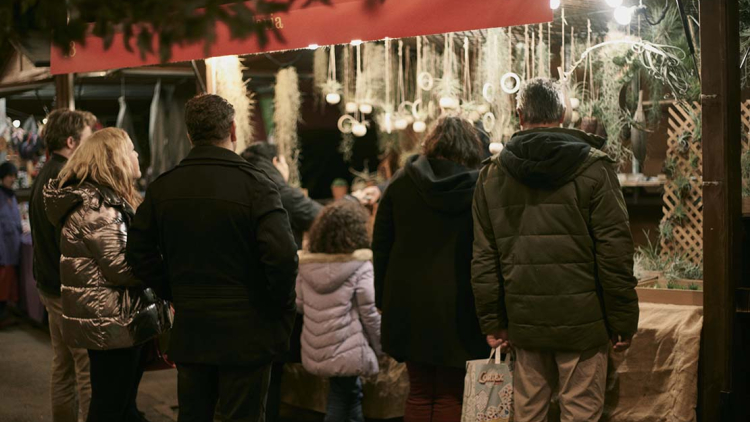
[516, 78, 565, 125]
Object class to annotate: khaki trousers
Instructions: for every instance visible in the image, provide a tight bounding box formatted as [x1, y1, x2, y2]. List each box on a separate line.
[513, 345, 608, 422]
[39, 292, 92, 422]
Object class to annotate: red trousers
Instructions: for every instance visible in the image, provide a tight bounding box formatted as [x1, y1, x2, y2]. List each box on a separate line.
[404, 362, 466, 422]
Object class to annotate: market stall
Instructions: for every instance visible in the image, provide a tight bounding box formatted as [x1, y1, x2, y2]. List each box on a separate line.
[26, 0, 730, 419]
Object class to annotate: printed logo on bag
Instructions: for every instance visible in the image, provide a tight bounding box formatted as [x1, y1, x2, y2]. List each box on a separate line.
[478, 371, 505, 385]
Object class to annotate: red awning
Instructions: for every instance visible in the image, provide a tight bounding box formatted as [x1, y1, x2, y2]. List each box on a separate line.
[51, 0, 552, 75]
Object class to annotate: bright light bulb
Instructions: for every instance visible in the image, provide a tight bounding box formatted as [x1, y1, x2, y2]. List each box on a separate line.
[42, 118, 48, 125]
[325, 93, 341, 105]
[413, 121, 427, 133]
[605, 0, 622, 7]
[307, 44, 320, 50]
[550, 0, 561, 9]
[12, 120, 20, 128]
[614, 6, 634, 25]
[350, 39, 363, 46]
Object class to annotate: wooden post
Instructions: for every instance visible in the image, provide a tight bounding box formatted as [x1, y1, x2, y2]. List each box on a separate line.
[700, 0, 741, 420]
[54, 73, 74, 110]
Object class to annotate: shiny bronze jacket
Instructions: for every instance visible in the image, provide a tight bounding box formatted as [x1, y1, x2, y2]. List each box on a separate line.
[44, 181, 171, 350]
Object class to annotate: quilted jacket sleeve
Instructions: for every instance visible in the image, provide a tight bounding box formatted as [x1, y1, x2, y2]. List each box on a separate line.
[354, 262, 382, 356]
[589, 162, 639, 338]
[83, 205, 142, 288]
[471, 166, 508, 335]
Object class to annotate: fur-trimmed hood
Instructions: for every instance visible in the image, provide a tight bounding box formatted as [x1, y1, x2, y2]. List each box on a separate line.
[298, 249, 372, 295]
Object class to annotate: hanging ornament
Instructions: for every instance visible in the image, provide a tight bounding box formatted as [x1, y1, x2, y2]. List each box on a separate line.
[482, 112, 497, 132]
[383, 37, 394, 134]
[338, 115, 357, 134]
[323, 47, 343, 105]
[501, 73, 521, 94]
[416, 37, 434, 92]
[413, 120, 427, 133]
[352, 122, 368, 137]
[394, 118, 409, 130]
[326, 93, 341, 105]
[570, 98, 580, 110]
[345, 102, 359, 113]
[437, 33, 460, 110]
[483, 83, 496, 103]
[359, 103, 373, 114]
[489, 142, 505, 155]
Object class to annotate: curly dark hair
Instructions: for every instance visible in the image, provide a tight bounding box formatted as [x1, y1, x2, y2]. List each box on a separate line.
[308, 200, 371, 254]
[423, 116, 484, 169]
[185, 94, 235, 146]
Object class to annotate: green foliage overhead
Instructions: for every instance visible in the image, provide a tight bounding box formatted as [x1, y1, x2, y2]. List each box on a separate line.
[0, 0, 328, 62]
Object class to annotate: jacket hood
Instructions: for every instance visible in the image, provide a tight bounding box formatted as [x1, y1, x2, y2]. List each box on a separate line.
[404, 155, 478, 214]
[298, 249, 372, 294]
[44, 180, 129, 228]
[500, 129, 611, 189]
[518, 127, 607, 150]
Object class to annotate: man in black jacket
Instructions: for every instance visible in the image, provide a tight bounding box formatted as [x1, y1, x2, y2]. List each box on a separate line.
[30, 109, 95, 422]
[127, 94, 299, 422]
[241, 142, 322, 250]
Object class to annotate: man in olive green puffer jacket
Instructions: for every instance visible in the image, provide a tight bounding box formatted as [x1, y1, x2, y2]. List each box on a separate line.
[471, 78, 639, 422]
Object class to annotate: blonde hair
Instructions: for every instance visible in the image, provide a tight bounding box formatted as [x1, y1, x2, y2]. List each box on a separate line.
[58, 127, 142, 208]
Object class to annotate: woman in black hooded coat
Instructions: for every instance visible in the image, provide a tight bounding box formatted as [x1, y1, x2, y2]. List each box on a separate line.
[372, 117, 489, 422]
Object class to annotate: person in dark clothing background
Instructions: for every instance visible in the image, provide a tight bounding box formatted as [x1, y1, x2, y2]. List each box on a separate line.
[241, 142, 322, 422]
[471, 78, 638, 422]
[372, 116, 489, 422]
[29, 109, 96, 422]
[241, 142, 322, 250]
[126, 94, 299, 422]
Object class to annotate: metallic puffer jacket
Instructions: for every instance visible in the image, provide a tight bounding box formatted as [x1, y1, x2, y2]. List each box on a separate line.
[44, 181, 171, 350]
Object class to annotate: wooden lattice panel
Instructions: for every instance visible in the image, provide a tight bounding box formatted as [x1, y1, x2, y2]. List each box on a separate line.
[742, 101, 750, 194]
[661, 102, 703, 265]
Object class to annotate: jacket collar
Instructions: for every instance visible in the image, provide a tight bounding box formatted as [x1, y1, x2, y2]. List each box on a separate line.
[298, 249, 373, 264]
[50, 153, 68, 164]
[513, 127, 606, 150]
[182, 145, 245, 165]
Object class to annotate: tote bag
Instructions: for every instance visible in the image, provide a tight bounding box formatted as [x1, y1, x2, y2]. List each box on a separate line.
[461, 347, 514, 422]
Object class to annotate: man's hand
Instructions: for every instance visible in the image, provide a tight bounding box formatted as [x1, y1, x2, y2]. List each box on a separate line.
[353, 185, 382, 206]
[487, 329, 511, 349]
[273, 156, 290, 183]
[611, 335, 633, 352]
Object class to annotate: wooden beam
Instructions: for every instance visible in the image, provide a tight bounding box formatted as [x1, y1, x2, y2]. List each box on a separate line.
[54, 73, 74, 110]
[699, 0, 741, 420]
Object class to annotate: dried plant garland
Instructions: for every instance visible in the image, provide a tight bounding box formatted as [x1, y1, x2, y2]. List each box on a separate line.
[437, 33, 461, 109]
[209, 55, 255, 154]
[313, 47, 328, 108]
[273, 67, 302, 186]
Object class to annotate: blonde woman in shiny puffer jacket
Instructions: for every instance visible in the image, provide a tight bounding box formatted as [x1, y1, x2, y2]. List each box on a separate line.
[44, 127, 171, 422]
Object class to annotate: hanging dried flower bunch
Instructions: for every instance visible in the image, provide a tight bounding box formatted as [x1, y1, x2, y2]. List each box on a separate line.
[274, 67, 302, 186]
[313, 47, 328, 108]
[210, 55, 255, 153]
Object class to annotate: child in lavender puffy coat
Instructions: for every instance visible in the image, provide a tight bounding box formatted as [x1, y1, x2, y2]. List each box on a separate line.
[296, 200, 382, 422]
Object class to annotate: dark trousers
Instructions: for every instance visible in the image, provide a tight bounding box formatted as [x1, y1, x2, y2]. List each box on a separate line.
[265, 361, 285, 422]
[325, 376, 364, 422]
[176, 362, 272, 422]
[86, 344, 145, 422]
[404, 362, 466, 422]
